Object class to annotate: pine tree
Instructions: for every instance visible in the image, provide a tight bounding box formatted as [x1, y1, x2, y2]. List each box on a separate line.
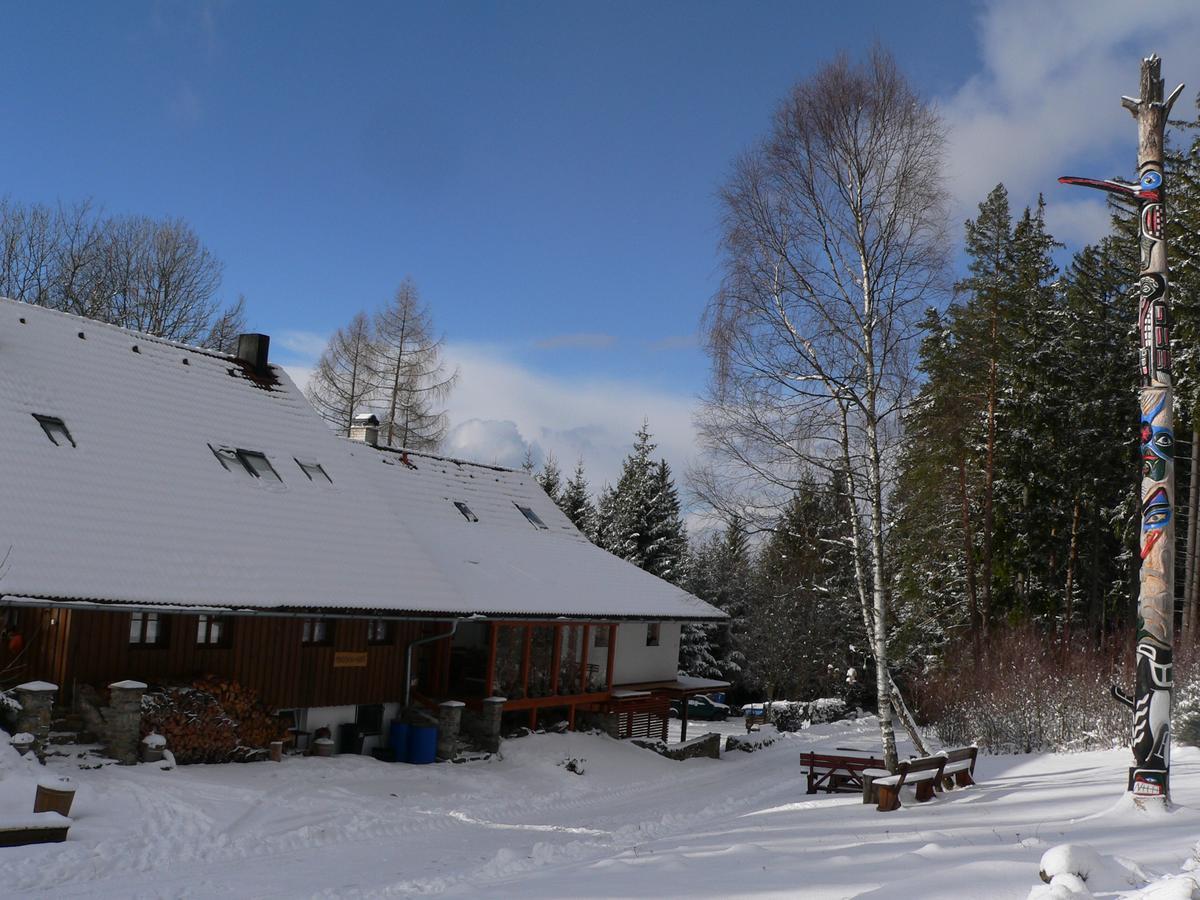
[373, 278, 458, 451]
[306, 312, 380, 436]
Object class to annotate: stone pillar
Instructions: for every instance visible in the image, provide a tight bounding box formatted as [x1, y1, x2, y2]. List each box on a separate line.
[106, 680, 147, 765]
[481, 697, 506, 754]
[437, 701, 465, 761]
[13, 682, 57, 762]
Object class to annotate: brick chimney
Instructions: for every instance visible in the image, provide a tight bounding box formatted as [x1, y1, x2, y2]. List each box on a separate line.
[350, 413, 380, 447]
[235, 333, 271, 377]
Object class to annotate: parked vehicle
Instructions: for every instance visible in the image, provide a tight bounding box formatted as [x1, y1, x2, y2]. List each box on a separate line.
[669, 695, 731, 720]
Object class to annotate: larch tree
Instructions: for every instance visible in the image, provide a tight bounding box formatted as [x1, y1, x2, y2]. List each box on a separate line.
[374, 277, 458, 451]
[306, 312, 380, 436]
[695, 49, 947, 771]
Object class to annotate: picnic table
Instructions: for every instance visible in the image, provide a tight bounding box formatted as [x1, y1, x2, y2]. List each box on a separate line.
[801, 747, 886, 794]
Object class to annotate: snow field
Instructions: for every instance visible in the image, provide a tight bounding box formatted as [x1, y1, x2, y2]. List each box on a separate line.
[3, 721, 1200, 898]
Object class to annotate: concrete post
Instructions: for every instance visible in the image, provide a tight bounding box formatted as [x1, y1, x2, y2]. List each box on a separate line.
[106, 680, 147, 765]
[437, 700, 465, 761]
[13, 681, 57, 762]
[481, 697, 506, 753]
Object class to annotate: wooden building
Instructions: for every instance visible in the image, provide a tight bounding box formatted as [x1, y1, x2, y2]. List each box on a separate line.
[0, 299, 726, 745]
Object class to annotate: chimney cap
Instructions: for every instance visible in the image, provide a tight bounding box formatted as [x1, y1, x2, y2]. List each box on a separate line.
[352, 413, 380, 426]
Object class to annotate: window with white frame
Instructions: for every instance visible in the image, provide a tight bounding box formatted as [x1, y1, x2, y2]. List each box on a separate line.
[594, 627, 609, 649]
[129, 611, 167, 646]
[196, 614, 230, 647]
[302, 617, 333, 645]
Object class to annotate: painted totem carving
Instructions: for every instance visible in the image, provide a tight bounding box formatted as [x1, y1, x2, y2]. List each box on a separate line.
[1060, 55, 1184, 803]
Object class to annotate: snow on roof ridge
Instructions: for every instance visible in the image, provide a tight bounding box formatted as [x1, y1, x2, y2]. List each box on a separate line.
[0, 296, 240, 363]
[340, 436, 526, 476]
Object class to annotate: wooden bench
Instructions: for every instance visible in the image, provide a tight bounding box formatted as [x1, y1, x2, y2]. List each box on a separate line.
[940, 745, 978, 789]
[0, 812, 71, 847]
[866, 754, 947, 812]
[801, 749, 886, 794]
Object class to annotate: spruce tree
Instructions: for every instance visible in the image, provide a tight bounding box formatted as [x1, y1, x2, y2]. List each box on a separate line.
[536, 453, 563, 504]
[558, 459, 597, 539]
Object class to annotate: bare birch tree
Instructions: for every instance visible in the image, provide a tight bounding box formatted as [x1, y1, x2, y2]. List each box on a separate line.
[373, 278, 458, 451]
[306, 312, 380, 436]
[694, 49, 947, 771]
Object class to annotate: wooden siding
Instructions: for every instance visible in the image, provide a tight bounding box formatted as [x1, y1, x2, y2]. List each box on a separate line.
[3, 608, 437, 710]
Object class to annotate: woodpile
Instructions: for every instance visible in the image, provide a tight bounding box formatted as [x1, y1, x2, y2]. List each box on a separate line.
[141, 676, 288, 764]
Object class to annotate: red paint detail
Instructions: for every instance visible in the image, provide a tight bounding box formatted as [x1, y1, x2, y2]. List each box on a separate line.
[1142, 529, 1163, 560]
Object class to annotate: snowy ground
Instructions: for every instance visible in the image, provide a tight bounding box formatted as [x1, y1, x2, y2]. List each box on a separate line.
[2, 721, 1200, 899]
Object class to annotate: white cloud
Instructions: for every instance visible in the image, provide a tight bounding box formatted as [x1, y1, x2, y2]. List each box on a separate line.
[444, 342, 698, 491]
[444, 419, 541, 470]
[276, 330, 329, 362]
[533, 333, 617, 350]
[942, 0, 1200, 246]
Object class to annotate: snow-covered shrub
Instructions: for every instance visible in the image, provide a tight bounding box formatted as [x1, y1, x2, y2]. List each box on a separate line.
[771, 701, 808, 732]
[808, 698, 848, 724]
[914, 625, 1132, 754]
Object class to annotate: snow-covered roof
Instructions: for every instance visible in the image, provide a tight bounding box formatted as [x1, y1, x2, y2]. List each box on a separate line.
[0, 299, 724, 621]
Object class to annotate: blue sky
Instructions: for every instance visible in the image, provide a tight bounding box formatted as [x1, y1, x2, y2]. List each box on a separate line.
[3, 0, 1199, 491]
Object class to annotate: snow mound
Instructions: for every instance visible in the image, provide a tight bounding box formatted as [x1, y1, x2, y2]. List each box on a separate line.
[1038, 843, 1149, 893]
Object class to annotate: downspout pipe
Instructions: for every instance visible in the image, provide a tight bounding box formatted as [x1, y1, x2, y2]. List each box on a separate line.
[404, 619, 460, 709]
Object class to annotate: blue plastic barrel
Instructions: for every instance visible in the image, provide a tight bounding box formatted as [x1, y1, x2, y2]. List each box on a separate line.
[407, 725, 438, 764]
[389, 722, 410, 763]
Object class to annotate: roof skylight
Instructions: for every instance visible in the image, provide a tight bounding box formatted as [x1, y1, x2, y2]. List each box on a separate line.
[515, 503, 548, 530]
[454, 501, 479, 522]
[296, 459, 333, 484]
[34, 414, 75, 448]
[209, 445, 281, 481]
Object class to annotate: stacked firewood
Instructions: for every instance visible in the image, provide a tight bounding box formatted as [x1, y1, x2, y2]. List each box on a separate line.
[141, 676, 288, 764]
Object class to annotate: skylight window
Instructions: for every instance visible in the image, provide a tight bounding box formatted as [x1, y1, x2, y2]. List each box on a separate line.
[296, 459, 333, 484]
[454, 501, 479, 522]
[239, 451, 279, 480]
[34, 414, 75, 447]
[209, 445, 281, 481]
[515, 503, 549, 530]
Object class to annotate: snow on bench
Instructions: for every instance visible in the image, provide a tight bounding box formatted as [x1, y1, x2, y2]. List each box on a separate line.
[0, 811, 71, 847]
[864, 746, 979, 812]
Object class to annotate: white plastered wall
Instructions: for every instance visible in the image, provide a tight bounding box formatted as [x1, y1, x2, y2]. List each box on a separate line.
[611, 621, 681, 685]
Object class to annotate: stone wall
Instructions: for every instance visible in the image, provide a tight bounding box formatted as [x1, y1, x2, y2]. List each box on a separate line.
[632, 731, 722, 761]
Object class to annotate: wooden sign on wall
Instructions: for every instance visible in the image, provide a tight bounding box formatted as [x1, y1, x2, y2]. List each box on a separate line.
[333, 651, 368, 668]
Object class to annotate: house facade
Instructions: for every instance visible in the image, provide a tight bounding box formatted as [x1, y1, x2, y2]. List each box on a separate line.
[0, 299, 725, 747]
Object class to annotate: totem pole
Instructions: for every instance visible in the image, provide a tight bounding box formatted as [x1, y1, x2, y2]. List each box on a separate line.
[1060, 55, 1184, 804]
